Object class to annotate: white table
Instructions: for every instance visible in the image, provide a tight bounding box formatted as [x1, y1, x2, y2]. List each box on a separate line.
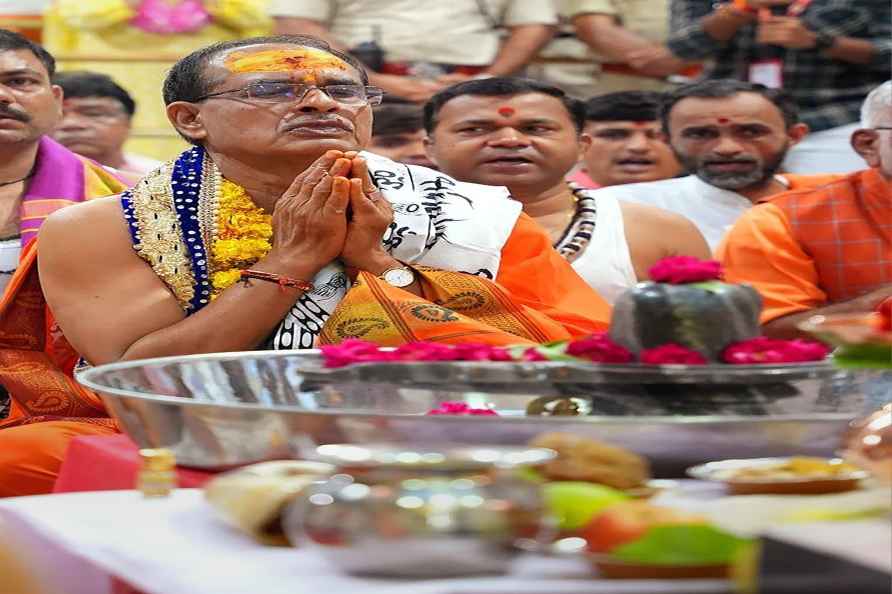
[0, 489, 732, 594]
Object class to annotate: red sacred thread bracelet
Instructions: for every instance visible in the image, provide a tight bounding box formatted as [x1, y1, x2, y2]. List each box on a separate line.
[239, 269, 315, 292]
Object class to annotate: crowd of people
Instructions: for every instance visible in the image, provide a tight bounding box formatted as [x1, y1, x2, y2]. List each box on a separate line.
[0, 0, 888, 501]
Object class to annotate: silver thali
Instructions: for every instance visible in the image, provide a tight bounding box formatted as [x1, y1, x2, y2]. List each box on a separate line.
[77, 350, 890, 475]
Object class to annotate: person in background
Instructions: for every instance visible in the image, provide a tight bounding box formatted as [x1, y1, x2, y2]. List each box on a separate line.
[0, 30, 127, 496]
[51, 71, 161, 174]
[43, 0, 272, 162]
[424, 77, 710, 304]
[571, 91, 682, 189]
[587, 80, 840, 250]
[368, 103, 435, 168]
[719, 81, 892, 338]
[271, 0, 557, 103]
[531, 0, 697, 99]
[635, 0, 891, 174]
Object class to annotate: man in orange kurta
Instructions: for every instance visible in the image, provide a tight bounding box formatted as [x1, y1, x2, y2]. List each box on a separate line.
[0, 31, 131, 496]
[718, 82, 892, 339]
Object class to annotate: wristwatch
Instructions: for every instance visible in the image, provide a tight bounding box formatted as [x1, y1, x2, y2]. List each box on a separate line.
[812, 31, 836, 52]
[380, 266, 415, 288]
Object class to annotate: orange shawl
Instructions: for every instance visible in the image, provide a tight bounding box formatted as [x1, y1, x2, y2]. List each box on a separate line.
[0, 140, 128, 428]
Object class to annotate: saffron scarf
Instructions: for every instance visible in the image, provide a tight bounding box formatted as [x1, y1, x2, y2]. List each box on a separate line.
[0, 137, 128, 428]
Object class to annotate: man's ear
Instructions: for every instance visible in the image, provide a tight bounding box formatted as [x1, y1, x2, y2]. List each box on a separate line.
[786, 123, 810, 146]
[166, 101, 207, 144]
[851, 128, 879, 167]
[423, 134, 438, 163]
[51, 84, 63, 119]
[577, 131, 593, 159]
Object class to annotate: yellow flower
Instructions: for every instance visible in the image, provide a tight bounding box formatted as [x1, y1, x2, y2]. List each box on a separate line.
[210, 180, 273, 298]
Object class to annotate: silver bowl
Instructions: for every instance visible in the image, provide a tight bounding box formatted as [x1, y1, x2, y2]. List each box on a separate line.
[76, 350, 890, 475]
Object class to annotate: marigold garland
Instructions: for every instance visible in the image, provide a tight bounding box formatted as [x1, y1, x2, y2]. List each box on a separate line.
[210, 179, 273, 298]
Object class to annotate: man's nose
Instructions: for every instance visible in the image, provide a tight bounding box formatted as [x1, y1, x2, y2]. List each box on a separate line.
[712, 133, 745, 156]
[295, 87, 340, 113]
[486, 127, 530, 147]
[626, 131, 652, 152]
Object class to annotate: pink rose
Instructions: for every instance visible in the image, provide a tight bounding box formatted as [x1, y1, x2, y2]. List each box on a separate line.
[426, 401, 499, 416]
[566, 333, 635, 363]
[648, 256, 723, 284]
[393, 342, 458, 361]
[640, 343, 708, 365]
[321, 339, 392, 368]
[451, 343, 514, 362]
[722, 337, 831, 364]
[521, 348, 549, 362]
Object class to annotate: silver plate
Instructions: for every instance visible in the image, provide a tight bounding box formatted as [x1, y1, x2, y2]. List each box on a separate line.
[686, 456, 870, 484]
[76, 350, 889, 473]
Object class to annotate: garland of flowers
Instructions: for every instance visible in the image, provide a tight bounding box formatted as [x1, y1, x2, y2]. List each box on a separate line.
[209, 179, 273, 298]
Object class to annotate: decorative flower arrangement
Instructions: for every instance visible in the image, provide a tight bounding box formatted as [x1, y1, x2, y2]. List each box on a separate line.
[320, 334, 829, 369]
[210, 179, 273, 298]
[647, 256, 722, 285]
[721, 338, 830, 365]
[639, 344, 708, 365]
[565, 334, 635, 363]
[426, 402, 499, 416]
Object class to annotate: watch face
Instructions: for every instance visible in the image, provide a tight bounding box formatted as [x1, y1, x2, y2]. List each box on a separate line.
[383, 268, 415, 288]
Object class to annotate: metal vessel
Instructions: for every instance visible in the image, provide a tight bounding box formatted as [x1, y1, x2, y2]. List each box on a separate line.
[77, 351, 889, 475]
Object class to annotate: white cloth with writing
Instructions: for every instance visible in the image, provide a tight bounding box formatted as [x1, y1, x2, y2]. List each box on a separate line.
[271, 152, 521, 349]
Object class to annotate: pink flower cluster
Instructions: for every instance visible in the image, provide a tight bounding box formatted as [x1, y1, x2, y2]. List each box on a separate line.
[639, 344, 708, 365]
[721, 337, 831, 364]
[320, 335, 830, 369]
[426, 401, 499, 416]
[321, 339, 514, 368]
[649, 256, 723, 284]
[566, 333, 635, 363]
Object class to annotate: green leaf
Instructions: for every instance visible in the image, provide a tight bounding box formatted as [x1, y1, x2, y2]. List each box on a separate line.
[688, 281, 727, 293]
[611, 525, 752, 566]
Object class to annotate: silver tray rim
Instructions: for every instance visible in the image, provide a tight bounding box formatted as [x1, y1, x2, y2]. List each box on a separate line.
[76, 350, 853, 425]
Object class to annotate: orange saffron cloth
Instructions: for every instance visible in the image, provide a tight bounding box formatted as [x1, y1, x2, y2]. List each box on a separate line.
[718, 168, 892, 323]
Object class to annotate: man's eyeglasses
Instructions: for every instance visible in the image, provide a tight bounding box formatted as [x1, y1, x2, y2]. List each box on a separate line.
[195, 81, 384, 106]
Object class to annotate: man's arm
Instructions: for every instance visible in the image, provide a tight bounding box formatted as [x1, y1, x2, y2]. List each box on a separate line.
[39, 152, 354, 365]
[762, 286, 892, 339]
[573, 13, 686, 77]
[758, 1, 891, 66]
[484, 24, 556, 76]
[717, 203, 832, 339]
[620, 202, 711, 281]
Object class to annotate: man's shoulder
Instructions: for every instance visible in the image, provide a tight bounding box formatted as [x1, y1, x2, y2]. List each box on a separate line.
[589, 176, 693, 201]
[768, 170, 866, 211]
[43, 195, 123, 230]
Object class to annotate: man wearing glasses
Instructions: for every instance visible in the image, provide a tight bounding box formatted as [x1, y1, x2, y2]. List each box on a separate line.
[719, 81, 892, 339]
[3, 36, 610, 496]
[51, 71, 161, 175]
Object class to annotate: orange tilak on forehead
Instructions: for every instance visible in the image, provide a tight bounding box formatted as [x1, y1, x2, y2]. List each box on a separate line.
[224, 48, 348, 83]
[497, 106, 515, 118]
